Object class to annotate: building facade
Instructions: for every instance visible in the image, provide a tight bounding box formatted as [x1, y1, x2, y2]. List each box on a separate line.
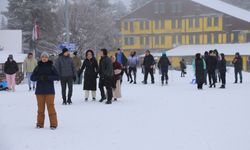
[120, 0, 250, 52]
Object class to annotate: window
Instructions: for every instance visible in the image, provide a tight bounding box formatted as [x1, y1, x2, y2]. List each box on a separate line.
[214, 17, 219, 27]
[161, 36, 165, 45]
[130, 22, 134, 32]
[207, 34, 212, 44]
[155, 36, 160, 45]
[190, 35, 194, 44]
[154, 2, 159, 14]
[125, 37, 129, 45]
[233, 32, 239, 43]
[145, 21, 149, 30]
[189, 19, 193, 28]
[214, 33, 218, 44]
[195, 18, 199, 27]
[145, 36, 150, 45]
[195, 34, 199, 44]
[178, 19, 182, 29]
[140, 36, 144, 45]
[207, 17, 212, 27]
[155, 20, 160, 29]
[161, 20, 165, 29]
[172, 19, 177, 29]
[140, 21, 144, 30]
[159, 2, 166, 13]
[130, 37, 134, 45]
[171, 2, 182, 14]
[124, 21, 128, 30]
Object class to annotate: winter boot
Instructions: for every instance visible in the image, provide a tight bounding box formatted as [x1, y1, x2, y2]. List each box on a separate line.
[62, 99, 67, 105]
[106, 100, 112, 104]
[220, 85, 225, 89]
[85, 98, 88, 101]
[50, 126, 57, 130]
[92, 98, 96, 101]
[99, 97, 106, 103]
[67, 99, 72, 105]
[114, 98, 117, 101]
[130, 80, 133, 84]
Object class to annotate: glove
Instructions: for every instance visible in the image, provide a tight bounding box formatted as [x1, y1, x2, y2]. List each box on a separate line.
[39, 75, 48, 81]
[73, 76, 76, 82]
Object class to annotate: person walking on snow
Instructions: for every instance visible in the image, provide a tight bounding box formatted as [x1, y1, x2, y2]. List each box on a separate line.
[180, 58, 187, 77]
[142, 50, 155, 84]
[72, 51, 82, 84]
[232, 52, 243, 84]
[193, 53, 206, 90]
[98, 48, 113, 104]
[218, 53, 227, 89]
[4, 54, 18, 92]
[111, 56, 122, 101]
[31, 52, 59, 130]
[23, 52, 37, 91]
[78, 50, 99, 101]
[55, 48, 77, 105]
[127, 51, 139, 84]
[158, 52, 171, 85]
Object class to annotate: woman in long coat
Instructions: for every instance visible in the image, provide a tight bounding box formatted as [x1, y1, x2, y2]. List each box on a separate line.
[111, 56, 122, 101]
[193, 53, 206, 90]
[78, 50, 98, 101]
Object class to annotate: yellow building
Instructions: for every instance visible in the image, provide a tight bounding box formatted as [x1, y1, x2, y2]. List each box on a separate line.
[120, 0, 250, 53]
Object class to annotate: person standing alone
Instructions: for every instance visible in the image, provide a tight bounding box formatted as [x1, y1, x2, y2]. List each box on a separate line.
[4, 55, 18, 92]
[55, 48, 76, 105]
[31, 52, 59, 130]
[232, 52, 243, 83]
[158, 52, 171, 85]
[142, 50, 155, 84]
[23, 52, 37, 91]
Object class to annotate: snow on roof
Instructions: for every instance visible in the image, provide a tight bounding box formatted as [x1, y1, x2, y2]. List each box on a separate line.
[159, 43, 250, 57]
[0, 51, 27, 63]
[192, 0, 250, 23]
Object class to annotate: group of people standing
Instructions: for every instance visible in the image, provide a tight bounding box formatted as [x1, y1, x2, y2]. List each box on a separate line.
[194, 49, 243, 90]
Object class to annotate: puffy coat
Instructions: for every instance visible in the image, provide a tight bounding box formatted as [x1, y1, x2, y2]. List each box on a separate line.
[4, 59, 19, 75]
[55, 55, 76, 78]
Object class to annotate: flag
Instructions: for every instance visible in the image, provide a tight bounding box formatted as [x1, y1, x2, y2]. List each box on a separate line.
[32, 23, 40, 41]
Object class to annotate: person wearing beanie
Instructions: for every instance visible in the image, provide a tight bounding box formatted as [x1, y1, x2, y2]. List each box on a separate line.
[24, 52, 37, 91]
[55, 48, 77, 105]
[31, 52, 59, 130]
[158, 52, 171, 85]
[72, 51, 82, 84]
[232, 52, 243, 83]
[218, 53, 227, 88]
[4, 54, 19, 92]
[98, 48, 113, 104]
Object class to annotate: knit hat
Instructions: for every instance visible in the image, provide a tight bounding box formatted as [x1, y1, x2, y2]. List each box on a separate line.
[8, 54, 13, 59]
[73, 51, 78, 56]
[62, 48, 69, 54]
[40, 51, 49, 57]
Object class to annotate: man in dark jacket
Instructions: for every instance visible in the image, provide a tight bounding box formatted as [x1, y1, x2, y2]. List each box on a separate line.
[98, 48, 113, 104]
[158, 52, 171, 85]
[232, 52, 243, 83]
[207, 50, 218, 88]
[142, 50, 155, 84]
[218, 53, 227, 88]
[4, 54, 19, 91]
[55, 48, 76, 105]
[115, 48, 129, 83]
[194, 53, 206, 90]
[180, 58, 186, 77]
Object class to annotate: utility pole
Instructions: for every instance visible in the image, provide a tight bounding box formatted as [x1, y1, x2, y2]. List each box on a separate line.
[65, 0, 70, 43]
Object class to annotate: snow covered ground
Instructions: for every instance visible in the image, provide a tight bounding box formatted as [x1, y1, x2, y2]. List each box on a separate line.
[1, 66, 250, 150]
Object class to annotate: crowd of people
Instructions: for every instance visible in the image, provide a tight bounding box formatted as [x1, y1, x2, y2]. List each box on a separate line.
[1, 48, 244, 129]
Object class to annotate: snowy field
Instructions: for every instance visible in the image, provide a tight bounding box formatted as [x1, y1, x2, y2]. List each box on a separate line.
[1, 67, 250, 150]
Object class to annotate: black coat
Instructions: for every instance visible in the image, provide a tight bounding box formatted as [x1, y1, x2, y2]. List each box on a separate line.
[79, 58, 98, 91]
[232, 57, 243, 71]
[218, 59, 227, 73]
[4, 60, 19, 75]
[31, 61, 59, 95]
[99, 56, 113, 78]
[143, 54, 155, 68]
[180, 61, 186, 70]
[206, 56, 218, 71]
[158, 56, 171, 72]
[195, 59, 205, 84]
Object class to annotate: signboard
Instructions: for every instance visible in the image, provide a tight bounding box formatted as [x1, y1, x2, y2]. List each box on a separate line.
[59, 43, 76, 52]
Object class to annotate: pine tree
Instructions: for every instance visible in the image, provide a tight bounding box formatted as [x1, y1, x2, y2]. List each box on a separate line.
[130, 0, 151, 11]
[3, 0, 60, 53]
[1, 16, 7, 29]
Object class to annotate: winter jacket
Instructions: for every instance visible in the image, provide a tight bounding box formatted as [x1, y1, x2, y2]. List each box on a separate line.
[23, 57, 37, 73]
[78, 58, 98, 91]
[143, 54, 155, 68]
[0, 81, 8, 89]
[31, 61, 59, 95]
[99, 56, 113, 78]
[194, 58, 206, 84]
[206, 56, 218, 71]
[158, 56, 171, 71]
[4, 59, 19, 75]
[180, 61, 186, 70]
[218, 58, 227, 73]
[127, 55, 139, 68]
[115, 52, 127, 66]
[232, 57, 243, 71]
[113, 61, 122, 82]
[72, 55, 82, 71]
[55, 55, 76, 78]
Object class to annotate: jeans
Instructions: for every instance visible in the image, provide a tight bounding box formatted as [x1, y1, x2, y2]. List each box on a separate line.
[234, 70, 242, 83]
[60, 76, 73, 101]
[27, 72, 36, 88]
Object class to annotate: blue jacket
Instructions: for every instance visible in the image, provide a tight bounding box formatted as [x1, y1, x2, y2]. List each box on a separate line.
[31, 61, 59, 95]
[0, 81, 8, 88]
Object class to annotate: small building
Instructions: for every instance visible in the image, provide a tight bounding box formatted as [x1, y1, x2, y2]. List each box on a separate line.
[152, 43, 250, 71]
